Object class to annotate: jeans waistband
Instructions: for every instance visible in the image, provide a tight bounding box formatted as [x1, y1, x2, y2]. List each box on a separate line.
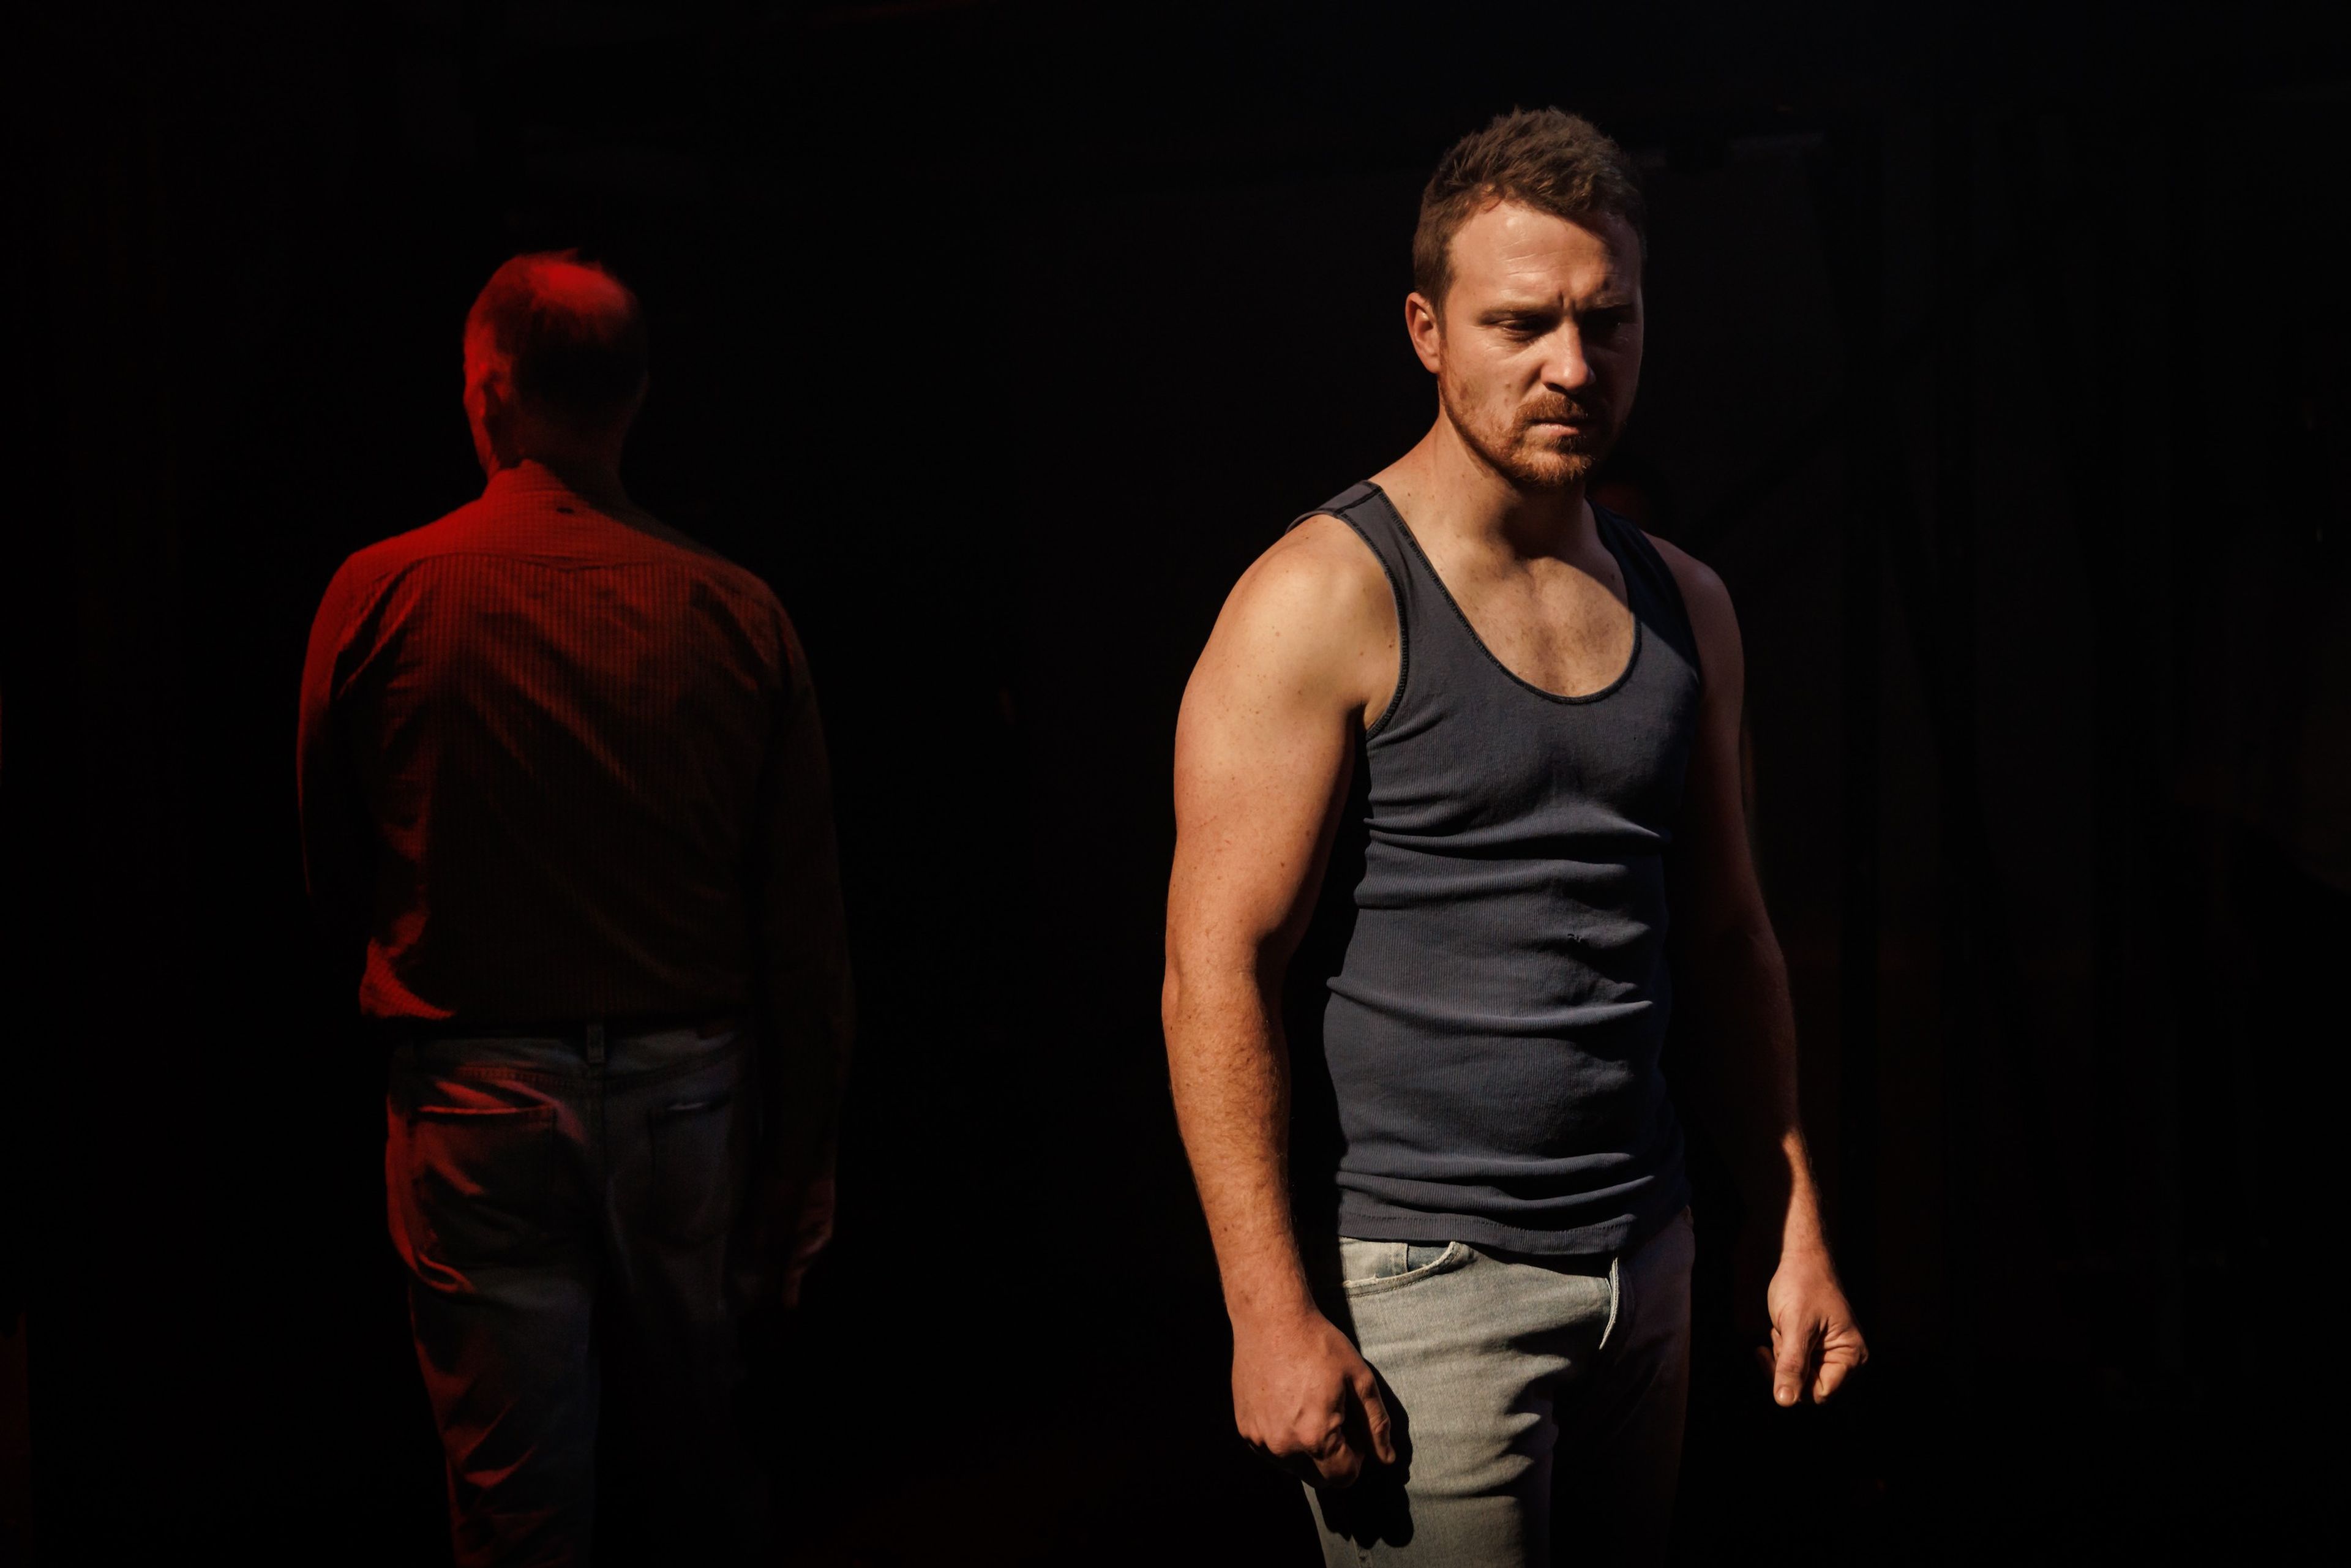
[376, 1012, 739, 1047]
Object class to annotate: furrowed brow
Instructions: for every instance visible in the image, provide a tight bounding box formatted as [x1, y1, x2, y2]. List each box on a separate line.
[1478, 297, 1563, 322]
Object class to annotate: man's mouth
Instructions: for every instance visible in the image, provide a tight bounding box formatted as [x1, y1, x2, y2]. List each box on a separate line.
[1527, 407, 1600, 430]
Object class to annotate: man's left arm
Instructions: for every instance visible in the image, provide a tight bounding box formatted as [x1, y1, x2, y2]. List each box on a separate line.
[1655, 537, 1868, 1406]
[738, 612, 855, 1311]
[296, 564, 373, 959]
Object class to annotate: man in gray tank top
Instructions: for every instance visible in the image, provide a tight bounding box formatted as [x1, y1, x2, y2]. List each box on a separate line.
[1164, 108, 1865, 1565]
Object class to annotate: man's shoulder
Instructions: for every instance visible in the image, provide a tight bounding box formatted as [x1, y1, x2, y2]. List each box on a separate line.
[544, 498, 788, 625]
[1635, 528, 1731, 628]
[1200, 511, 1398, 696]
[317, 503, 484, 612]
[628, 526, 795, 655]
[1622, 527, 1740, 690]
[1191, 509, 1397, 720]
[644, 525, 784, 612]
[1231, 510, 1393, 622]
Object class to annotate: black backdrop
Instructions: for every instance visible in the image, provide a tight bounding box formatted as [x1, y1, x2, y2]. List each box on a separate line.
[6, 3, 2348, 1562]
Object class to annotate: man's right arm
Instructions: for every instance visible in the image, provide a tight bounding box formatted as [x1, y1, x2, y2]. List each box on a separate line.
[1163, 516, 1398, 1489]
[740, 610, 855, 1310]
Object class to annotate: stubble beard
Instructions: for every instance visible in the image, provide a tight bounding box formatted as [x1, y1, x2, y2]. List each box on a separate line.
[1440, 372, 1618, 494]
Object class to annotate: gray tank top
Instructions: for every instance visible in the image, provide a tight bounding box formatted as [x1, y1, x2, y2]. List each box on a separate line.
[1283, 481, 1698, 1255]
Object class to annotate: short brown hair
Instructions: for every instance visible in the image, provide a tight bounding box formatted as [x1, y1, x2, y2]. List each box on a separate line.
[1412, 108, 1646, 306]
[464, 250, 648, 429]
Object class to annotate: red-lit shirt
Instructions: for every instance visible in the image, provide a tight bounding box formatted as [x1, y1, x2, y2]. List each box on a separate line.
[297, 461, 849, 1041]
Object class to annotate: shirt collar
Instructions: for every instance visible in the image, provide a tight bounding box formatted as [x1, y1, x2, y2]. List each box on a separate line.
[482, 459, 626, 511]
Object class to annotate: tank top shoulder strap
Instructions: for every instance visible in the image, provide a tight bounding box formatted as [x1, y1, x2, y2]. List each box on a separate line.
[1286, 482, 1422, 737]
[1594, 503, 1700, 668]
[1288, 481, 1414, 582]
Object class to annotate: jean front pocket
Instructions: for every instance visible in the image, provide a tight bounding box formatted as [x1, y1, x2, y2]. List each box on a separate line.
[1338, 1238, 1468, 1295]
[397, 1102, 564, 1269]
[646, 1091, 747, 1248]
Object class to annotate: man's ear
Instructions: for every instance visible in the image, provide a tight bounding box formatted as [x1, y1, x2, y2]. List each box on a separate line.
[463, 366, 523, 473]
[473, 367, 516, 421]
[1404, 291, 1443, 374]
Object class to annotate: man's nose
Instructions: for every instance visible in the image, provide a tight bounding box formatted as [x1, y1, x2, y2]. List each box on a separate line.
[1540, 326, 1594, 391]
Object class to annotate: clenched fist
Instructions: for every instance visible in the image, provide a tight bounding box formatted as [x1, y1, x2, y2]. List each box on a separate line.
[1231, 1306, 1397, 1488]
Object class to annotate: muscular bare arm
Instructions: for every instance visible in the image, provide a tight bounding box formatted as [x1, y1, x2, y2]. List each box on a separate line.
[1656, 538, 1868, 1406]
[1164, 516, 1399, 1487]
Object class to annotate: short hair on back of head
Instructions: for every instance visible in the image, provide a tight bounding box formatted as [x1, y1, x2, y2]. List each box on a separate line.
[1412, 108, 1646, 307]
[464, 250, 648, 429]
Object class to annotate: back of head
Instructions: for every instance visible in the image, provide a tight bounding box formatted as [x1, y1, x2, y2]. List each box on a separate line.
[464, 252, 648, 432]
[1413, 108, 1646, 307]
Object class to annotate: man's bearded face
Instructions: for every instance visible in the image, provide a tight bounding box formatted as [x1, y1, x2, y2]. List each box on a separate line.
[1427, 201, 1644, 492]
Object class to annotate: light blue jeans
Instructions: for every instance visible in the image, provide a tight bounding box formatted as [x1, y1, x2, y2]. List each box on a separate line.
[385, 1021, 764, 1566]
[1305, 1208, 1696, 1567]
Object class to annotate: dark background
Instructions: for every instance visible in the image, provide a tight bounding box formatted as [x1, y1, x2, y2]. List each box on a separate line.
[5, 2, 2347, 1562]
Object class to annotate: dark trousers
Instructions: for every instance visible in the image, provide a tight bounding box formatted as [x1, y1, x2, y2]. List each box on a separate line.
[385, 1021, 763, 1566]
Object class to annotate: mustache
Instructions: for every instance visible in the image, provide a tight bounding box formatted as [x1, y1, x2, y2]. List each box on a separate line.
[1517, 396, 1607, 430]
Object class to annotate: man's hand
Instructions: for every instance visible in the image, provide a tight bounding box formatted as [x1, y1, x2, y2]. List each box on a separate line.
[1758, 1250, 1867, 1406]
[1232, 1307, 1397, 1488]
[730, 1165, 834, 1313]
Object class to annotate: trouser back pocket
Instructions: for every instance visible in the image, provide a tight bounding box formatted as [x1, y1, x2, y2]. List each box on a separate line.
[396, 1101, 566, 1269]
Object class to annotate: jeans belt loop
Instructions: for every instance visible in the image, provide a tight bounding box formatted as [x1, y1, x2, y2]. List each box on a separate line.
[585, 1019, 606, 1068]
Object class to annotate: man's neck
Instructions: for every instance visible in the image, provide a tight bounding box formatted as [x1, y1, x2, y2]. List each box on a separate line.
[485, 452, 630, 509]
[1376, 416, 1594, 563]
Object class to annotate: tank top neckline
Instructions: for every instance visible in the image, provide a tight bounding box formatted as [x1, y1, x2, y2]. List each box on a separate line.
[1359, 481, 1646, 708]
